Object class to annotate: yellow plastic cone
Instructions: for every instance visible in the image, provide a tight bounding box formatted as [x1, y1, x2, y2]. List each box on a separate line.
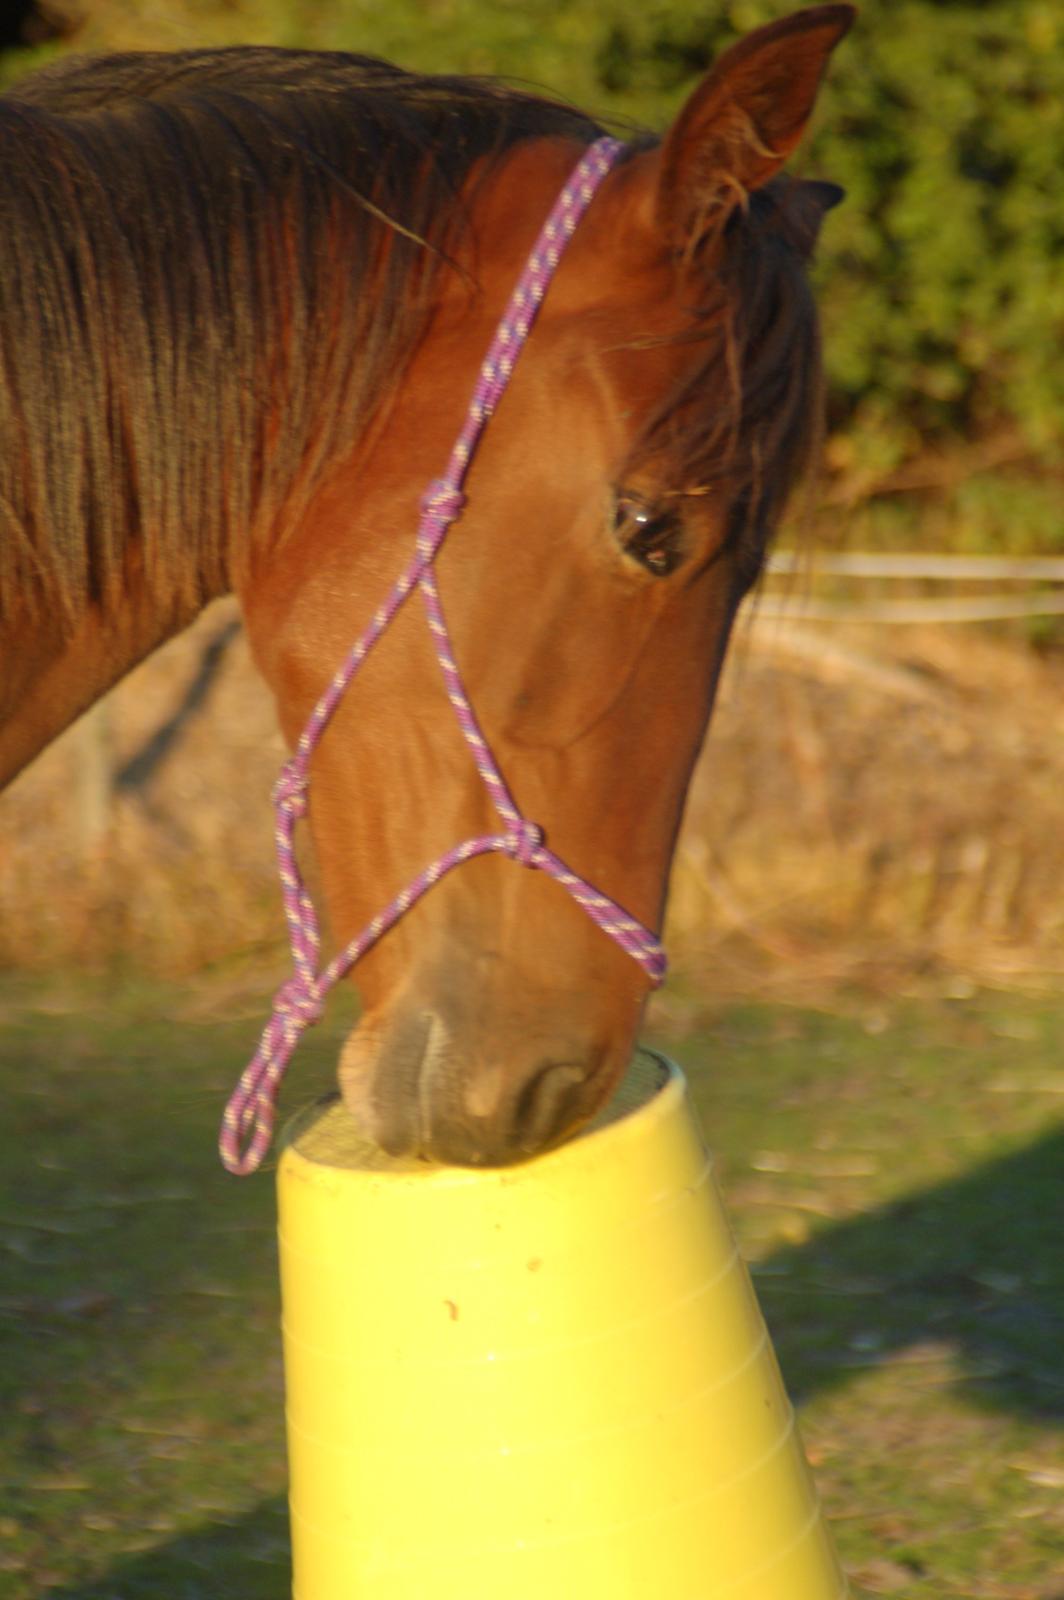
[277, 1052, 849, 1598]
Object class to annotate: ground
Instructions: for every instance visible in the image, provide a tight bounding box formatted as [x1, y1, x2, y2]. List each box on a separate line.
[1, 973, 1062, 1597]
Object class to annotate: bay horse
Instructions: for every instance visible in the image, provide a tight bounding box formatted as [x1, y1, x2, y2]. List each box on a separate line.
[0, 6, 854, 1167]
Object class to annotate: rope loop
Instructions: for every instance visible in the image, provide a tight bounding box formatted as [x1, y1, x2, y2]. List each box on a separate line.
[505, 818, 544, 867]
[272, 760, 309, 821]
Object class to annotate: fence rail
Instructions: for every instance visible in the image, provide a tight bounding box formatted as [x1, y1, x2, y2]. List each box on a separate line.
[759, 550, 1064, 623]
[766, 552, 1064, 581]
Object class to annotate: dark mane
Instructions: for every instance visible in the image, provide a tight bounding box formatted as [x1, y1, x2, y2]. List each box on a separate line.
[0, 48, 603, 627]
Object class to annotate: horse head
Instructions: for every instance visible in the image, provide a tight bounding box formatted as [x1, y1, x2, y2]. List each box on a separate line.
[240, 6, 854, 1164]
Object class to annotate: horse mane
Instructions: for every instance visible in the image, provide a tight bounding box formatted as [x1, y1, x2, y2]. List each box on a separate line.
[0, 47, 821, 632]
[627, 177, 824, 588]
[0, 48, 603, 628]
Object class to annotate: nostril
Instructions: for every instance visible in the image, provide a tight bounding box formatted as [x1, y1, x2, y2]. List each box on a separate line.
[515, 1061, 587, 1154]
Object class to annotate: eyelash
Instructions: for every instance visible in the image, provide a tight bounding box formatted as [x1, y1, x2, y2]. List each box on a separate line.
[612, 491, 684, 577]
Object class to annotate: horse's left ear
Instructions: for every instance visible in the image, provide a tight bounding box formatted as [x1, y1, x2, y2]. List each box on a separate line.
[774, 176, 847, 258]
[653, 4, 856, 250]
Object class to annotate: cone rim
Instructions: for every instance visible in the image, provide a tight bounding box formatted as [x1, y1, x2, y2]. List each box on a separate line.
[279, 1048, 684, 1187]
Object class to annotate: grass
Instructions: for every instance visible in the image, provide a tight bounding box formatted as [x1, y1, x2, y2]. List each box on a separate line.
[1, 973, 1062, 1597]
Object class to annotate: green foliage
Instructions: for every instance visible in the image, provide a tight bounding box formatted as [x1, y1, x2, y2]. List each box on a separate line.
[804, 1, 1064, 465]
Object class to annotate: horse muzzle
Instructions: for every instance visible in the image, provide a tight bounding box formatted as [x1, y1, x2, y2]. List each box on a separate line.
[337, 1002, 617, 1166]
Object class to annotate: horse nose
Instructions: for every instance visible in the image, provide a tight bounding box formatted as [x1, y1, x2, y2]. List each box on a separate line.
[425, 1056, 593, 1167]
[340, 1010, 612, 1166]
[512, 1061, 588, 1155]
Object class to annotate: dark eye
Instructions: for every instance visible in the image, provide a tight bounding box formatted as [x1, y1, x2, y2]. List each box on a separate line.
[612, 490, 684, 577]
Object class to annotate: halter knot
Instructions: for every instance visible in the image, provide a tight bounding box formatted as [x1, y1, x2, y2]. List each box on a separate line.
[505, 818, 545, 867]
[420, 479, 467, 523]
[273, 760, 309, 821]
[274, 976, 325, 1027]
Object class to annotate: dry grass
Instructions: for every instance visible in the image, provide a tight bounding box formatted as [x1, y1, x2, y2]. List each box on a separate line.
[0, 603, 281, 976]
[670, 607, 1064, 1000]
[3, 596, 1063, 999]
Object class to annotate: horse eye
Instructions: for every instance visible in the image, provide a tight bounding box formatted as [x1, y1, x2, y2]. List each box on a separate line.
[612, 491, 684, 578]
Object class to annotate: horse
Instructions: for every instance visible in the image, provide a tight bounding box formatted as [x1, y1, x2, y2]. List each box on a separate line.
[0, 6, 854, 1168]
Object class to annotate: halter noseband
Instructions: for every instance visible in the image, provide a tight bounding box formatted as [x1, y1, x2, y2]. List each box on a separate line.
[220, 136, 666, 1176]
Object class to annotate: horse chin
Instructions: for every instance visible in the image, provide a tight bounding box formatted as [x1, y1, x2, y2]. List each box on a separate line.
[337, 1006, 617, 1167]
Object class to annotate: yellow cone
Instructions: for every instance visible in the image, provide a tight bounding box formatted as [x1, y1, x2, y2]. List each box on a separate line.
[277, 1052, 848, 1598]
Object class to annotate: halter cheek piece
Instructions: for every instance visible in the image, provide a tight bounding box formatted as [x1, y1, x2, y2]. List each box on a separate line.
[219, 136, 666, 1176]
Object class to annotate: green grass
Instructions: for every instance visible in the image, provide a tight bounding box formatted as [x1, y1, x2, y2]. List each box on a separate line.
[1, 974, 1062, 1597]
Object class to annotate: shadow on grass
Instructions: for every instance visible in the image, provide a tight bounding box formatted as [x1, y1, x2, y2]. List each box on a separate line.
[40, 1123, 1063, 1598]
[752, 1122, 1064, 1422]
[48, 1497, 290, 1600]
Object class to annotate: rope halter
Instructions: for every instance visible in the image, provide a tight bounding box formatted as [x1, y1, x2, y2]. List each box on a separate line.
[219, 136, 666, 1176]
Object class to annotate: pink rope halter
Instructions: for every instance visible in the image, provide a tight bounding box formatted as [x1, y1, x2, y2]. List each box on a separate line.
[220, 136, 666, 1176]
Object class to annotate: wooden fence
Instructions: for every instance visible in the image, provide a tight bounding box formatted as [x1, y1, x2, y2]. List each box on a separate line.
[759, 551, 1064, 624]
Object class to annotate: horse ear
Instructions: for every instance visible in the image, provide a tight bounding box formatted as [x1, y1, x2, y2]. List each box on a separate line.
[654, 4, 855, 250]
[775, 176, 847, 258]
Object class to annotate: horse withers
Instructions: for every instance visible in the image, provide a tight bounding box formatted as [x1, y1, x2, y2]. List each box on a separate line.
[0, 7, 855, 1165]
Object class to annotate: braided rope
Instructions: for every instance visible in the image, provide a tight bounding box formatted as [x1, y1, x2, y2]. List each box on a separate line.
[220, 136, 667, 1176]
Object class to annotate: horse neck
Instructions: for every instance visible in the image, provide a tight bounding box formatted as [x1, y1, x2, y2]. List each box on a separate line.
[0, 575, 218, 790]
